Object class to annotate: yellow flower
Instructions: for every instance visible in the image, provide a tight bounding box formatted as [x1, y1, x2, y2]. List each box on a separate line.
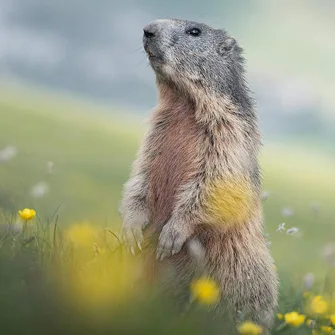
[18, 208, 36, 220]
[65, 252, 143, 308]
[237, 321, 263, 335]
[67, 222, 96, 247]
[284, 311, 306, 327]
[204, 176, 255, 228]
[330, 315, 335, 326]
[277, 313, 284, 320]
[191, 277, 220, 304]
[320, 326, 333, 334]
[310, 296, 329, 316]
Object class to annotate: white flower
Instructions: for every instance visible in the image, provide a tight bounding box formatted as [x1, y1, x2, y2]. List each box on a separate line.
[0, 145, 17, 162]
[277, 222, 286, 233]
[286, 227, 299, 235]
[263, 233, 271, 247]
[311, 202, 320, 215]
[281, 207, 294, 217]
[323, 243, 335, 265]
[261, 191, 270, 201]
[30, 181, 49, 198]
[0, 222, 22, 236]
[303, 273, 315, 290]
[46, 161, 54, 174]
[187, 238, 205, 262]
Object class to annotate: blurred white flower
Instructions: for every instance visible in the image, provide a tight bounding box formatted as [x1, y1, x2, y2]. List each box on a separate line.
[281, 207, 294, 217]
[263, 233, 271, 247]
[187, 238, 205, 262]
[9, 222, 23, 235]
[323, 243, 335, 265]
[0, 222, 22, 236]
[46, 161, 54, 174]
[311, 202, 320, 215]
[261, 191, 270, 201]
[286, 227, 299, 235]
[303, 273, 315, 290]
[0, 145, 17, 162]
[276, 222, 286, 233]
[30, 181, 49, 198]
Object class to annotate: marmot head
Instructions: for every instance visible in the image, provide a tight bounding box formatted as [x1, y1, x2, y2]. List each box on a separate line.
[143, 19, 248, 104]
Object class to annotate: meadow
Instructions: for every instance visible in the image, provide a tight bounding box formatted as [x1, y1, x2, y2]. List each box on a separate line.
[0, 82, 335, 334]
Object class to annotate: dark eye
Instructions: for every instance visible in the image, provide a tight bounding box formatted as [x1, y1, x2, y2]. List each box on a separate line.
[187, 28, 201, 36]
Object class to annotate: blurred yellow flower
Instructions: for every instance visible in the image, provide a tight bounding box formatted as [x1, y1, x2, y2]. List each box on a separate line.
[330, 315, 335, 325]
[204, 176, 255, 227]
[64, 251, 143, 308]
[284, 312, 306, 327]
[18, 208, 36, 220]
[277, 313, 284, 320]
[67, 222, 96, 247]
[320, 326, 333, 334]
[191, 277, 220, 304]
[237, 321, 262, 335]
[313, 329, 334, 335]
[310, 296, 329, 316]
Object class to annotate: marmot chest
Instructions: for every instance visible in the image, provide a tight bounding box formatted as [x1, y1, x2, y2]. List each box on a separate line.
[148, 110, 201, 227]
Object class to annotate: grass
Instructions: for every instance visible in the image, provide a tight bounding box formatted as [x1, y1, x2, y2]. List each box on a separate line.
[0, 83, 335, 334]
[0, 81, 144, 226]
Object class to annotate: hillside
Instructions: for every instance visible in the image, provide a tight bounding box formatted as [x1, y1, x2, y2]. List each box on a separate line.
[0, 85, 334, 277]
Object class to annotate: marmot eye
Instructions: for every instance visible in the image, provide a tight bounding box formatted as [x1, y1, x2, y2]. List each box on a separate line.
[187, 28, 201, 36]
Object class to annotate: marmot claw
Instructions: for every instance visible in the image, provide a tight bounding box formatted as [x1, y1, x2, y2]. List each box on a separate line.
[121, 224, 144, 254]
[156, 221, 190, 261]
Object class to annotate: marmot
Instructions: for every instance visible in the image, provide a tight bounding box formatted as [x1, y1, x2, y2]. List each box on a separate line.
[120, 19, 278, 332]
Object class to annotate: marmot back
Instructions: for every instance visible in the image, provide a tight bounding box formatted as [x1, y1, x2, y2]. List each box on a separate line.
[120, 19, 278, 334]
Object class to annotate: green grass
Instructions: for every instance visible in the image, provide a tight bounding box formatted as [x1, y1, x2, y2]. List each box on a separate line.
[0, 82, 335, 271]
[0, 83, 335, 334]
[0, 82, 144, 226]
[1, 83, 334, 274]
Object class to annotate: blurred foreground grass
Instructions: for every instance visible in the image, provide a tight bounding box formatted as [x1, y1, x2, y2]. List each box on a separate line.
[0, 83, 335, 334]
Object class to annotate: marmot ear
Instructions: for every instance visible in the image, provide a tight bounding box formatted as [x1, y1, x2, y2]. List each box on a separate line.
[217, 37, 236, 56]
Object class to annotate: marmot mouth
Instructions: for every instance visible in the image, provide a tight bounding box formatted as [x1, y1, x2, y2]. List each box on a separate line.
[145, 48, 155, 58]
[144, 45, 162, 61]
[147, 52, 163, 62]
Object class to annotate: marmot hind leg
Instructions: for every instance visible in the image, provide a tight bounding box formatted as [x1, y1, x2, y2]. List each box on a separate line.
[237, 290, 277, 334]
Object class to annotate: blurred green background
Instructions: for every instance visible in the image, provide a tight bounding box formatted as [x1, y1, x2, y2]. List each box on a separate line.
[0, 2, 335, 332]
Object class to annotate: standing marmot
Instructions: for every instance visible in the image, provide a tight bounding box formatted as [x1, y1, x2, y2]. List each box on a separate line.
[120, 19, 278, 332]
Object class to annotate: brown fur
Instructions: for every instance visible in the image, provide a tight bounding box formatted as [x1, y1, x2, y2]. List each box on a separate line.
[147, 86, 202, 232]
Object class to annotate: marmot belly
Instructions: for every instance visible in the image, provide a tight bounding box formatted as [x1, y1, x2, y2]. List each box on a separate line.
[147, 106, 202, 231]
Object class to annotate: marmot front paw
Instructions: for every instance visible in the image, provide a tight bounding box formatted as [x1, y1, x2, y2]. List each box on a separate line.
[121, 210, 149, 254]
[156, 219, 192, 261]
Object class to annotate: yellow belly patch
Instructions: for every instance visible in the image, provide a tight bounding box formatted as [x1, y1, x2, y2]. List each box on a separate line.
[203, 176, 257, 227]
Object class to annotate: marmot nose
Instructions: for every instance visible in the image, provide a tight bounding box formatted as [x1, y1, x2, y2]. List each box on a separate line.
[143, 25, 156, 39]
